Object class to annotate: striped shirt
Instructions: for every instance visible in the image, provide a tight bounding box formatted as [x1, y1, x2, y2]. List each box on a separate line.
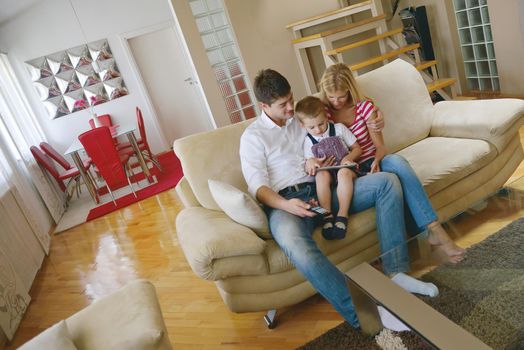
[327, 100, 376, 164]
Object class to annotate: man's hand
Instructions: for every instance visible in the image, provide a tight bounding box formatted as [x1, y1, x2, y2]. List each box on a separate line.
[284, 198, 317, 217]
[367, 107, 385, 132]
[305, 156, 335, 176]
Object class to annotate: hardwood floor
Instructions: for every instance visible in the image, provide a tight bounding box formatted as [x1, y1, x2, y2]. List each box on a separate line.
[5, 127, 524, 350]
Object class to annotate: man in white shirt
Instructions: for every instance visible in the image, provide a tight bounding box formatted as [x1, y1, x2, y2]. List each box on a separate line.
[239, 69, 438, 329]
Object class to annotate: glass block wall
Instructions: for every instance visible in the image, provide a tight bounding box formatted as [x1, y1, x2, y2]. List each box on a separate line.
[188, 0, 257, 123]
[453, 0, 499, 91]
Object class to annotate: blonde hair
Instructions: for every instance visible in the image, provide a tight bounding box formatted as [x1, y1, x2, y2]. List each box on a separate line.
[319, 63, 365, 106]
[295, 96, 326, 122]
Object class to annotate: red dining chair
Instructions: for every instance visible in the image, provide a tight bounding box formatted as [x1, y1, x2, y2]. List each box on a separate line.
[118, 107, 162, 171]
[88, 114, 113, 129]
[30, 146, 86, 200]
[89, 114, 122, 150]
[40, 142, 92, 171]
[79, 126, 136, 205]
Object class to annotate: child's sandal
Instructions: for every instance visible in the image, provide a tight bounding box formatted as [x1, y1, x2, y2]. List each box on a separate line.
[321, 214, 334, 240]
[331, 216, 348, 240]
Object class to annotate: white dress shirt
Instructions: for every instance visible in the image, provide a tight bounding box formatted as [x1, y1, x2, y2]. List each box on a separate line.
[303, 122, 358, 159]
[240, 112, 314, 198]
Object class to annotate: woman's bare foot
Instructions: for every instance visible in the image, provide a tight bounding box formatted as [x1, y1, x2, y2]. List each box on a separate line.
[427, 222, 465, 262]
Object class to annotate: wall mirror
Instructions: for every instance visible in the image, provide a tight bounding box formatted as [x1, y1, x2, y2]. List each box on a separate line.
[25, 39, 128, 119]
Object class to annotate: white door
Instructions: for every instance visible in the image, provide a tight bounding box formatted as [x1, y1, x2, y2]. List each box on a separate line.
[127, 26, 213, 146]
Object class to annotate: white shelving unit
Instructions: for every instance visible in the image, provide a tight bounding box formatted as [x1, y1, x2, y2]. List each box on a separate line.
[453, 0, 499, 91]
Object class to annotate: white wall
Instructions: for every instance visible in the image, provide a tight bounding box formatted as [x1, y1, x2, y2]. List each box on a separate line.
[224, 0, 341, 100]
[0, 0, 174, 154]
[488, 0, 524, 94]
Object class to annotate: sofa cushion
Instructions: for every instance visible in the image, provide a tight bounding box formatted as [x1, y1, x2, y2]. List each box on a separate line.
[19, 321, 77, 350]
[396, 137, 497, 196]
[356, 59, 434, 153]
[174, 119, 254, 210]
[208, 179, 271, 239]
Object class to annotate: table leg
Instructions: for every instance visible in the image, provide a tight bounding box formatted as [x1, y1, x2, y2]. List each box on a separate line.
[126, 132, 153, 183]
[71, 151, 99, 204]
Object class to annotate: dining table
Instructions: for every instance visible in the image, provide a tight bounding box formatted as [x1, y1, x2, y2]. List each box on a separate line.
[65, 124, 153, 204]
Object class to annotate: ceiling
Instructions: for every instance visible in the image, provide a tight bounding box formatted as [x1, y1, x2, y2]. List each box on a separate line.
[0, 0, 40, 25]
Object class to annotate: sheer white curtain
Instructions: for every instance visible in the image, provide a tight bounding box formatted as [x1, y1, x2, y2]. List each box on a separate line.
[0, 53, 66, 223]
[0, 147, 35, 341]
[0, 53, 55, 340]
[0, 118, 51, 251]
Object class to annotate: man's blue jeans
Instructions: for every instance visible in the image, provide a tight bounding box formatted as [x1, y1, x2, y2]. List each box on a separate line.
[266, 172, 410, 328]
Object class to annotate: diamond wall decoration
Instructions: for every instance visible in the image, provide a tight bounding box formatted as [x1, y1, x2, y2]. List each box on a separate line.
[34, 76, 61, 100]
[25, 39, 128, 119]
[84, 83, 108, 106]
[43, 96, 68, 118]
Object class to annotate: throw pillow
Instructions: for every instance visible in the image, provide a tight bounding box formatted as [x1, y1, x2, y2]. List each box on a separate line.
[18, 320, 77, 350]
[208, 179, 271, 239]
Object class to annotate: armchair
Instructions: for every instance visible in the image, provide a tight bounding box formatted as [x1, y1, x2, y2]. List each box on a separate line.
[18, 280, 172, 350]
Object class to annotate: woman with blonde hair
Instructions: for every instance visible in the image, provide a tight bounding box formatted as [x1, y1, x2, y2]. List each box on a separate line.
[318, 63, 465, 261]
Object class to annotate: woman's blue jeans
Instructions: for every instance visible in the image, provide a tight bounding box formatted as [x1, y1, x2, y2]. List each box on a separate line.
[380, 154, 438, 235]
[266, 172, 410, 328]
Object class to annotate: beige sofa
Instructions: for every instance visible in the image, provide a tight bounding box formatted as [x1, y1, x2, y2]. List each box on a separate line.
[18, 280, 172, 350]
[174, 59, 524, 326]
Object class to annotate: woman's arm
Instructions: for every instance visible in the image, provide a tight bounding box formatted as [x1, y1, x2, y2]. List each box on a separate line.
[367, 106, 385, 132]
[368, 123, 388, 173]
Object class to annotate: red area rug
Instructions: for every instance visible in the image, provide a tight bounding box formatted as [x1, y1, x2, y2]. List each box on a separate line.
[86, 151, 183, 221]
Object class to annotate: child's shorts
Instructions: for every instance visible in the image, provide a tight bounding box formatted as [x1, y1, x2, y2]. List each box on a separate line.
[357, 157, 375, 177]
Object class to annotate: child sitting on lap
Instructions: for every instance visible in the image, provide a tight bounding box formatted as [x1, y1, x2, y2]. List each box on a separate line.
[295, 96, 362, 240]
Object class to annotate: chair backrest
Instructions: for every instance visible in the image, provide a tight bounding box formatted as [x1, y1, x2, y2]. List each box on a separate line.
[40, 142, 71, 170]
[88, 114, 113, 129]
[30, 145, 66, 191]
[136, 107, 150, 149]
[78, 127, 127, 189]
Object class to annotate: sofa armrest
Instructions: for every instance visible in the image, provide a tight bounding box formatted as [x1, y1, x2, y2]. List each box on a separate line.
[176, 207, 267, 281]
[175, 176, 200, 208]
[431, 99, 524, 152]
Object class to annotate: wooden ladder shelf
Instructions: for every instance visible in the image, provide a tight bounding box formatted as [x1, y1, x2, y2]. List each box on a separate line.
[326, 27, 403, 58]
[286, 0, 458, 100]
[350, 43, 420, 73]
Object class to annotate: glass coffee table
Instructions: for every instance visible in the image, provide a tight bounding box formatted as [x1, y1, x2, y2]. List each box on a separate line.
[346, 176, 524, 349]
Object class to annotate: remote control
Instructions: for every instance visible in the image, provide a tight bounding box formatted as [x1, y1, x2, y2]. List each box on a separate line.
[309, 206, 329, 215]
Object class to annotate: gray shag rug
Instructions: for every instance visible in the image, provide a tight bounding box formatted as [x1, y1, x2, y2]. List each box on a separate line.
[298, 217, 524, 350]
